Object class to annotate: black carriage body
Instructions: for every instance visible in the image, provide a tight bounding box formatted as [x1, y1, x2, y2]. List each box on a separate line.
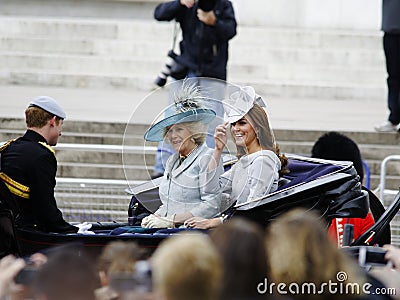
[0, 155, 393, 258]
[233, 155, 369, 227]
[129, 155, 370, 228]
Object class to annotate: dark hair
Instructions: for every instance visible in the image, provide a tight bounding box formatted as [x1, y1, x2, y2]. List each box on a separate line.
[311, 131, 364, 182]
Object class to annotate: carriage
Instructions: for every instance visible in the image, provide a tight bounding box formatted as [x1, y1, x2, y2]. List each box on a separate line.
[1, 154, 399, 259]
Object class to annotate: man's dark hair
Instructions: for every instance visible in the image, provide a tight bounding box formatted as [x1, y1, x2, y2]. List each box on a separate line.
[311, 131, 364, 182]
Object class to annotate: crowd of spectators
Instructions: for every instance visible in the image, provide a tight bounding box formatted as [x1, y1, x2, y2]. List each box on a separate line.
[1, 212, 400, 300]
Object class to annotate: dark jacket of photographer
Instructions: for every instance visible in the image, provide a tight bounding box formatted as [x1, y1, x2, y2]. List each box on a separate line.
[154, 0, 237, 80]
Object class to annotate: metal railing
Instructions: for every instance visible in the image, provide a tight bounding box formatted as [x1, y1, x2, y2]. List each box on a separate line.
[0, 141, 157, 222]
[52, 143, 158, 222]
[54, 143, 157, 154]
[55, 179, 135, 223]
[374, 155, 400, 246]
[378, 155, 400, 201]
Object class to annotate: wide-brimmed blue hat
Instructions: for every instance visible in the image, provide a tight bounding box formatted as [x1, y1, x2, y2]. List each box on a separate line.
[144, 88, 216, 142]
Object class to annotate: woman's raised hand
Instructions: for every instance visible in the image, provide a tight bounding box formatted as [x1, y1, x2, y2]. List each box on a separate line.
[214, 122, 229, 151]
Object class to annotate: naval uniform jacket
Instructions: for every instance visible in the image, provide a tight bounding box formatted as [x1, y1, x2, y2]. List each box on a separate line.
[0, 130, 77, 233]
[155, 143, 223, 219]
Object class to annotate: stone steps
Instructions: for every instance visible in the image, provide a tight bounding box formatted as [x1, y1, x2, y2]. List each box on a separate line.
[0, 16, 386, 100]
[0, 16, 383, 48]
[0, 70, 386, 100]
[279, 141, 400, 161]
[0, 36, 385, 68]
[57, 162, 152, 180]
[0, 52, 385, 84]
[0, 12, 396, 189]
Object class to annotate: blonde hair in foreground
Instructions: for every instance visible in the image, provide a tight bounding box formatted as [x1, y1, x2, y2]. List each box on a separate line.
[266, 208, 366, 300]
[151, 233, 221, 300]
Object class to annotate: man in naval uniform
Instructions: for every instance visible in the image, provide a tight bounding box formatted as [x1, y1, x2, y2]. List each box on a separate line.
[0, 96, 78, 233]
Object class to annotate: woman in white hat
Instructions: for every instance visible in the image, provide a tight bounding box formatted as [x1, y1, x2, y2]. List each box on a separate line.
[184, 86, 289, 229]
[141, 84, 224, 228]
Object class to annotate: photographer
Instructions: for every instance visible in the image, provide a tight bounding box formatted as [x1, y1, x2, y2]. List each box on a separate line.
[151, 0, 237, 178]
[154, 0, 236, 84]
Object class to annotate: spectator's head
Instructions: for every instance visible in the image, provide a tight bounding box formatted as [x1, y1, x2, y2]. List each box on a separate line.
[311, 131, 364, 182]
[97, 241, 143, 286]
[266, 208, 366, 299]
[151, 233, 221, 300]
[210, 218, 268, 300]
[33, 249, 99, 300]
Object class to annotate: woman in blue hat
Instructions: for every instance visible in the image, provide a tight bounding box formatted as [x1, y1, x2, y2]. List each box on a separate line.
[184, 86, 289, 229]
[141, 84, 224, 228]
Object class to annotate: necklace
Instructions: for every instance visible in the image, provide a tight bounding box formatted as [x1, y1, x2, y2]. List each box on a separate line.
[179, 144, 198, 164]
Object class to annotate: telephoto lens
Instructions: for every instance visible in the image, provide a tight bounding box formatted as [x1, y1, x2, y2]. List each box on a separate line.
[154, 53, 176, 87]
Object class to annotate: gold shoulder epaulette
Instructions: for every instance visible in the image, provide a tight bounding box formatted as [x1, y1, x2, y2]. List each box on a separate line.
[38, 141, 55, 155]
[0, 172, 30, 199]
[0, 139, 15, 153]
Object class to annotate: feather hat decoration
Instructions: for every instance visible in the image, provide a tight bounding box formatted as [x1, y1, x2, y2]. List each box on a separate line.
[144, 82, 216, 142]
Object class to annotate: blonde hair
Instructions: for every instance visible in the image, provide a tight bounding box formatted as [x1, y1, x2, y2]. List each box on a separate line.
[97, 241, 143, 275]
[266, 209, 366, 300]
[152, 233, 221, 300]
[25, 106, 61, 128]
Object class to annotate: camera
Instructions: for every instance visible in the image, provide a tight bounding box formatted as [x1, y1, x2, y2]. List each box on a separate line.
[15, 266, 37, 285]
[154, 50, 187, 87]
[343, 246, 388, 269]
[198, 0, 217, 12]
[154, 50, 176, 87]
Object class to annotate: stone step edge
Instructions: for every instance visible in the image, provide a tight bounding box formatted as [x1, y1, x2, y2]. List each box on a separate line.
[1, 69, 385, 89]
[0, 15, 382, 36]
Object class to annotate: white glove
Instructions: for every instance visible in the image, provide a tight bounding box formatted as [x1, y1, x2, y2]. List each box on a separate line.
[145, 216, 174, 229]
[75, 222, 95, 235]
[141, 214, 157, 228]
